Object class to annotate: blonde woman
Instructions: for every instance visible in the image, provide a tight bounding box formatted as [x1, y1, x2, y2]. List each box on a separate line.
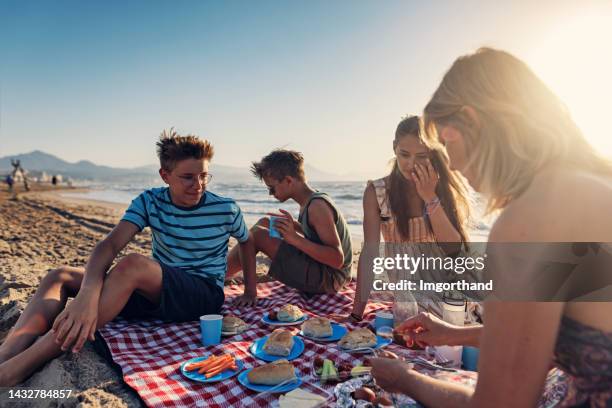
[333, 115, 470, 323]
[369, 48, 612, 406]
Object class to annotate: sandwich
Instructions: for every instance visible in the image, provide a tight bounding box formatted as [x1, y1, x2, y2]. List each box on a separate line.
[222, 315, 247, 334]
[278, 388, 326, 408]
[277, 304, 304, 322]
[247, 359, 296, 385]
[263, 329, 294, 356]
[338, 328, 377, 350]
[301, 317, 333, 338]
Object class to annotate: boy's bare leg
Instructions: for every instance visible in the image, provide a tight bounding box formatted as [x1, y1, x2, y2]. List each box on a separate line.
[226, 217, 281, 278]
[0, 266, 84, 364]
[0, 254, 162, 386]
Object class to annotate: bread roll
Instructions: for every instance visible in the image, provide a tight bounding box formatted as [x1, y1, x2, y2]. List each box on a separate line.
[222, 316, 247, 333]
[277, 304, 303, 322]
[263, 329, 294, 356]
[247, 359, 296, 385]
[338, 328, 377, 350]
[301, 317, 333, 338]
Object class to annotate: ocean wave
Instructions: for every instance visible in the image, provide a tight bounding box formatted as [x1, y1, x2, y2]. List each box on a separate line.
[335, 194, 362, 200]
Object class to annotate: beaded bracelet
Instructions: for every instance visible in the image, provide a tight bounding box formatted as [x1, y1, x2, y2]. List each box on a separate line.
[425, 197, 441, 216]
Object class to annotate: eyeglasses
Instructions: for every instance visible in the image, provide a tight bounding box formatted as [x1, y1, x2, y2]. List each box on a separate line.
[178, 173, 213, 187]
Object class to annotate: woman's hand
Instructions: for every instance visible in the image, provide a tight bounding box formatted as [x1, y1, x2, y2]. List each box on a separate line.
[395, 312, 459, 347]
[412, 160, 439, 202]
[368, 357, 413, 394]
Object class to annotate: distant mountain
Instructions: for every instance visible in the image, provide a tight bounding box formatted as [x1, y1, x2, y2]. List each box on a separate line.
[0, 151, 362, 182]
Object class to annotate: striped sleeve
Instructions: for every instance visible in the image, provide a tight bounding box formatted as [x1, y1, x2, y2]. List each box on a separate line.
[121, 192, 149, 231]
[230, 205, 249, 243]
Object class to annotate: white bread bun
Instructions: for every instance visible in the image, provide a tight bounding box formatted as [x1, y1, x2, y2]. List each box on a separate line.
[222, 316, 247, 333]
[338, 328, 377, 350]
[277, 304, 303, 322]
[247, 359, 296, 385]
[263, 329, 294, 356]
[301, 317, 333, 338]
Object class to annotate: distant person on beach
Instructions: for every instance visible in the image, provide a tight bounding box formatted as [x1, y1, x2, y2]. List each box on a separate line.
[5, 175, 14, 192]
[0, 129, 254, 386]
[368, 48, 612, 406]
[332, 115, 471, 324]
[226, 149, 353, 306]
[51, 175, 58, 186]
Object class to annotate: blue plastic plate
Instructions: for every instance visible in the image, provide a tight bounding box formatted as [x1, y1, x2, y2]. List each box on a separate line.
[261, 313, 307, 326]
[249, 335, 305, 362]
[180, 356, 244, 383]
[299, 323, 348, 342]
[237, 368, 302, 393]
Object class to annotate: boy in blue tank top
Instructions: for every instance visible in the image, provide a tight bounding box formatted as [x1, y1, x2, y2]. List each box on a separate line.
[227, 149, 353, 306]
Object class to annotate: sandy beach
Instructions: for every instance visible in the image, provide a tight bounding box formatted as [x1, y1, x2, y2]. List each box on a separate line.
[0, 185, 330, 407]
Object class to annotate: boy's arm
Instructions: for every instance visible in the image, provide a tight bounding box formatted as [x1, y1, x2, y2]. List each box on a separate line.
[52, 220, 140, 351]
[274, 200, 344, 269]
[234, 234, 258, 306]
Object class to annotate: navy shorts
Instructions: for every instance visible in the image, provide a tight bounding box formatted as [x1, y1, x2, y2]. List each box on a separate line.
[118, 262, 224, 322]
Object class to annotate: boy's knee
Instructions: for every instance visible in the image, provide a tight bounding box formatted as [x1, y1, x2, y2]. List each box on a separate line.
[108, 254, 158, 286]
[43, 266, 74, 286]
[255, 217, 270, 229]
[110, 254, 147, 279]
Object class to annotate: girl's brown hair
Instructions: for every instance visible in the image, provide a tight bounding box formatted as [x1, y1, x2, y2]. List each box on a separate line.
[388, 116, 470, 243]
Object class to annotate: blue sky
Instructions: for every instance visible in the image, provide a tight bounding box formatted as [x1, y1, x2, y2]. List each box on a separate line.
[1, 0, 611, 178]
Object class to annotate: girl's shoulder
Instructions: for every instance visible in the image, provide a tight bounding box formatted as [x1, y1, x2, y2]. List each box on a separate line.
[491, 168, 612, 242]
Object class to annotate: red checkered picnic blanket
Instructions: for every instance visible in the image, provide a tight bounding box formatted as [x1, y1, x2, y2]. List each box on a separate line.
[98, 281, 567, 407]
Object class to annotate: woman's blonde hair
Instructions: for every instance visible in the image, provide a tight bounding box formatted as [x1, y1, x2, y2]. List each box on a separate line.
[424, 47, 612, 213]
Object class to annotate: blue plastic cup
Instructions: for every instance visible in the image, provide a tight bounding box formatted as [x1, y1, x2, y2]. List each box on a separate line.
[374, 311, 394, 330]
[462, 346, 480, 371]
[200, 314, 223, 346]
[269, 216, 282, 239]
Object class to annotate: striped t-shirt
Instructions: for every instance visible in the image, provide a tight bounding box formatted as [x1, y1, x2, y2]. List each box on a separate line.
[121, 187, 249, 288]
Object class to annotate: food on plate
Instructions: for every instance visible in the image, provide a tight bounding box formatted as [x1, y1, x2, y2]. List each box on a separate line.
[263, 329, 294, 356]
[350, 365, 372, 377]
[374, 350, 399, 360]
[277, 304, 304, 322]
[222, 315, 247, 334]
[184, 354, 238, 378]
[301, 316, 333, 338]
[278, 388, 327, 408]
[394, 326, 425, 349]
[247, 359, 296, 385]
[351, 387, 376, 403]
[338, 328, 377, 350]
[313, 357, 354, 383]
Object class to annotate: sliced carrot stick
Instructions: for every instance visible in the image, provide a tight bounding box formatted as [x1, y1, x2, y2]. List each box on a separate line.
[198, 356, 232, 374]
[186, 356, 219, 372]
[205, 361, 234, 378]
[193, 355, 226, 372]
[206, 358, 234, 374]
[203, 355, 233, 370]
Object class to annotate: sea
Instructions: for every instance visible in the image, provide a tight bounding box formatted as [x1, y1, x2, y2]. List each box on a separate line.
[61, 180, 492, 243]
